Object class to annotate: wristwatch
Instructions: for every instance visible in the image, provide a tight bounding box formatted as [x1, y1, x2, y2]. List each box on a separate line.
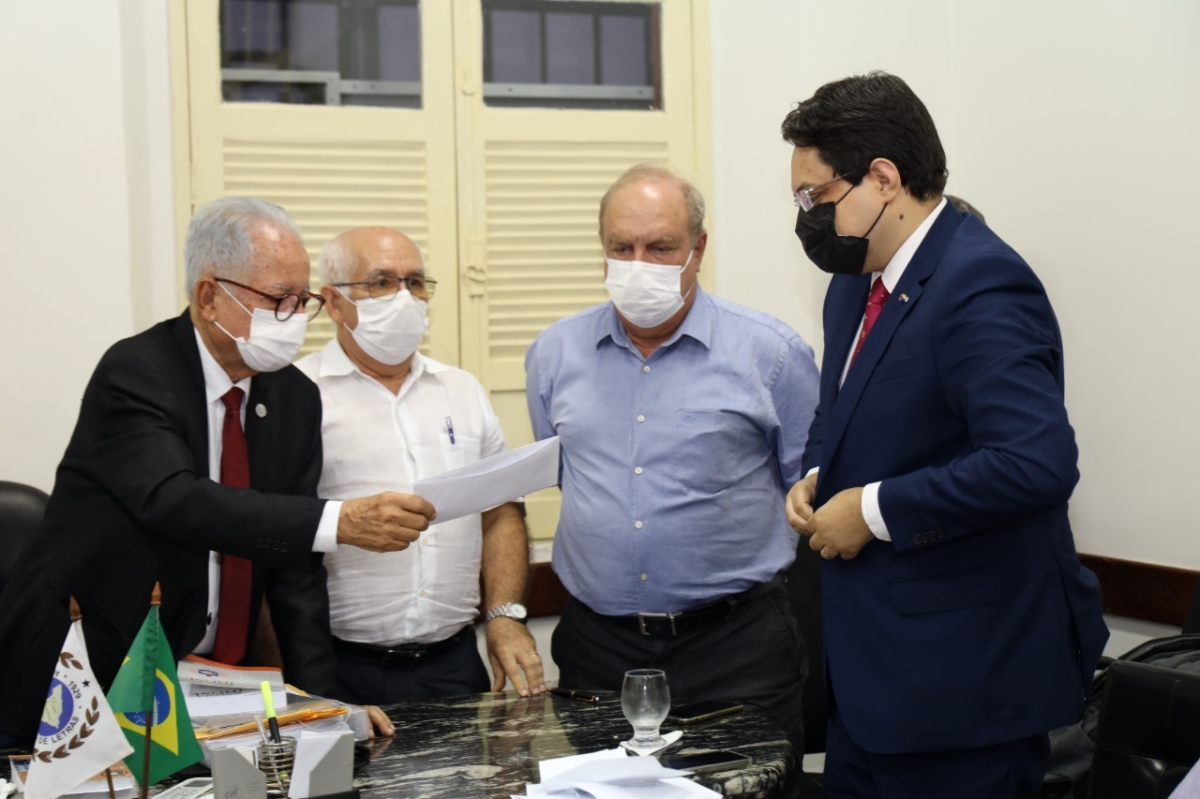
[485, 602, 529, 624]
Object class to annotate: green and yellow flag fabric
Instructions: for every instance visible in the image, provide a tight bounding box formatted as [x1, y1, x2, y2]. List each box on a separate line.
[105, 608, 204, 786]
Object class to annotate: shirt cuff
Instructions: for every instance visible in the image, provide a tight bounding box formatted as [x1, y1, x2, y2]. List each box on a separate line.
[805, 467, 819, 479]
[312, 500, 342, 553]
[861, 482, 891, 542]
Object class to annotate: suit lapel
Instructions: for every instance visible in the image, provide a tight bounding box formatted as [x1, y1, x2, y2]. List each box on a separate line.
[822, 275, 871, 405]
[820, 204, 962, 475]
[170, 310, 212, 479]
[245, 377, 271, 490]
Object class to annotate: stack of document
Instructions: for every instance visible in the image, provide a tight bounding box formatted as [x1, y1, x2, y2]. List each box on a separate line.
[518, 749, 720, 798]
[176, 656, 286, 719]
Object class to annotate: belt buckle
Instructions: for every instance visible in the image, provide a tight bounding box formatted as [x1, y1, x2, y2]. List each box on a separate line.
[637, 612, 678, 637]
[382, 647, 421, 665]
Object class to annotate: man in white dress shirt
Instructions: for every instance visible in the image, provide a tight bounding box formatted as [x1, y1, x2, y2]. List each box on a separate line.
[296, 227, 546, 705]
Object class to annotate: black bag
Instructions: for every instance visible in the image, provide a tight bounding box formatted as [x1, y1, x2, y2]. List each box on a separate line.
[1046, 634, 1200, 797]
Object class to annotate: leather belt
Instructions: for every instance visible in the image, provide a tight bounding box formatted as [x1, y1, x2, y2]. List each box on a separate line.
[332, 627, 469, 666]
[582, 573, 786, 638]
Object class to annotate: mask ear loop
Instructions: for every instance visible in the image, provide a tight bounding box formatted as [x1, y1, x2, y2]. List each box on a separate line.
[213, 281, 254, 344]
[679, 249, 697, 303]
[861, 202, 888, 238]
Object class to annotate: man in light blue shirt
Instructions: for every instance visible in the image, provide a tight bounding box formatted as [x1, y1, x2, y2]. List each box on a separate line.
[525, 164, 820, 754]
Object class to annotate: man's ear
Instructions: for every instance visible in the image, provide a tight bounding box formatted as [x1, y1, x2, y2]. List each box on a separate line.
[195, 278, 219, 321]
[691, 230, 708, 271]
[867, 157, 904, 203]
[321, 286, 345, 326]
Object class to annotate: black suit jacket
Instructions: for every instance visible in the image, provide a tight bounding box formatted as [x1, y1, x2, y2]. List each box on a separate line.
[0, 311, 336, 743]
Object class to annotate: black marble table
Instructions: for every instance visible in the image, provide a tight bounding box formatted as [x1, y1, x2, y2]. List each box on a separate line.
[352, 690, 795, 798]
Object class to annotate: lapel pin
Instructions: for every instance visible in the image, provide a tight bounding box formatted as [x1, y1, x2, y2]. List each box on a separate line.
[899, 293, 910, 303]
[256, 403, 267, 418]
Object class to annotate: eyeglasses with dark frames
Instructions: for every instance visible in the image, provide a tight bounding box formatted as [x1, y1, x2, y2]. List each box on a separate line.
[215, 277, 326, 321]
[333, 274, 438, 301]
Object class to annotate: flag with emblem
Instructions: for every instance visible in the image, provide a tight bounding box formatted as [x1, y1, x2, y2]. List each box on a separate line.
[106, 592, 204, 787]
[23, 601, 134, 799]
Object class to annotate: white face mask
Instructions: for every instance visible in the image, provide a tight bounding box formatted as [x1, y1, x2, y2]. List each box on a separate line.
[214, 282, 309, 373]
[604, 251, 695, 329]
[341, 289, 428, 365]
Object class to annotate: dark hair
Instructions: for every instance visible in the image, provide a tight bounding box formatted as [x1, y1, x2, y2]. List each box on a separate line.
[781, 72, 948, 201]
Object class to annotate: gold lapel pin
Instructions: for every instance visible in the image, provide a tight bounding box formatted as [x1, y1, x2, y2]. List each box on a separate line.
[256, 403, 267, 418]
[899, 293, 910, 303]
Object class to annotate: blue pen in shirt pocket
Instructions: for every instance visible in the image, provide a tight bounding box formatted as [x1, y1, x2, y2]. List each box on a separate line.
[445, 416, 456, 444]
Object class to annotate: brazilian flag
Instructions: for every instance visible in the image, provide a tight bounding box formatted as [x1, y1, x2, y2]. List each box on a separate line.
[106, 608, 204, 786]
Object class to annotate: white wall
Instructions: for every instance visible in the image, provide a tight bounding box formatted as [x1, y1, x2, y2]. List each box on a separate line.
[0, 0, 177, 492]
[710, 0, 1200, 572]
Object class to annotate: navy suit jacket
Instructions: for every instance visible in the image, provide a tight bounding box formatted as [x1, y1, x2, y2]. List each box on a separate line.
[0, 311, 336, 744]
[803, 204, 1108, 754]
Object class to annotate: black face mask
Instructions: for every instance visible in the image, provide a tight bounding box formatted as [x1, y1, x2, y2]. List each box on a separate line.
[794, 185, 888, 276]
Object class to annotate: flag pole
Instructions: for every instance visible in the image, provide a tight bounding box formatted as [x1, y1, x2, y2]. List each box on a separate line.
[67, 597, 118, 799]
[139, 583, 162, 799]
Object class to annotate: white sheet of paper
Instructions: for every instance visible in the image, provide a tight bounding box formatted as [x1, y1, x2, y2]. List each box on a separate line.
[537, 748, 628, 784]
[540, 754, 688, 793]
[414, 436, 560, 524]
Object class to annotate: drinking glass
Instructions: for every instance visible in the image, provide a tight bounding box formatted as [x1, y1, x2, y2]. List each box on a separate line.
[621, 669, 670, 749]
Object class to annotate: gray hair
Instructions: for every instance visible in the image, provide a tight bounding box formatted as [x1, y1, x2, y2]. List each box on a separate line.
[184, 197, 304, 294]
[317, 235, 358, 287]
[599, 164, 706, 245]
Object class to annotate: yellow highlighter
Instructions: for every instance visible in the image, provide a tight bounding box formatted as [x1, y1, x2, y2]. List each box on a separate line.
[260, 680, 282, 743]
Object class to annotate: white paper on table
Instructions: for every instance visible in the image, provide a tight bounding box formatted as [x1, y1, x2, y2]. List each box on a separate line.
[413, 437, 560, 524]
[536, 747, 627, 784]
[539, 755, 688, 793]
[571, 779, 720, 799]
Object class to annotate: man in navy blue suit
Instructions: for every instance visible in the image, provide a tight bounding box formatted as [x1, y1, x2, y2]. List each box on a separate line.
[781, 72, 1108, 797]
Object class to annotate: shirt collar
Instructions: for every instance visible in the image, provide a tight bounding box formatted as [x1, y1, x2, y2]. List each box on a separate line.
[316, 336, 445, 382]
[877, 196, 948, 294]
[596, 286, 713, 352]
[193, 326, 250, 405]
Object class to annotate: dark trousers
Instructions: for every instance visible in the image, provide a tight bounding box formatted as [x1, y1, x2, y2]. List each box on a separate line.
[552, 583, 808, 756]
[824, 695, 1051, 798]
[333, 626, 490, 705]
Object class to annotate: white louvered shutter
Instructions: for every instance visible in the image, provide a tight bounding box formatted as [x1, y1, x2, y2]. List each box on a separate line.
[185, 1, 460, 362]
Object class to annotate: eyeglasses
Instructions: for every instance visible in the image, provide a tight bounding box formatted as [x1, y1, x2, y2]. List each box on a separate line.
[215, 277, 326, 321]
[333, 274, 438, 301]
[793, 175, 845, 212]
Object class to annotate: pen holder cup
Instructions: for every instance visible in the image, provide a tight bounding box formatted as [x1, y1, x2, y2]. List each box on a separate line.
[256, 736, 297, 797]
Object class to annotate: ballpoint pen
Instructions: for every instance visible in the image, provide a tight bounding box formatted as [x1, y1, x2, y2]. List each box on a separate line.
[549, 687, 601, 704]
[445, 416, 456, 445]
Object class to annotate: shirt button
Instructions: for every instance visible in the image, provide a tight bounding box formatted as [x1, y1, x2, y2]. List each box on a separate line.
[642, 365, 651, 373]
[635, 520, 644, 529]
[419, 590, 428, 597]
[640, 573, 649, 581]
[636, 414, 645, 423]
[634, 467, 643, 475]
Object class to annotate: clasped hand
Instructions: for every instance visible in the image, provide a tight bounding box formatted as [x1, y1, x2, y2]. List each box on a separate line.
[785, 473, 873, 560]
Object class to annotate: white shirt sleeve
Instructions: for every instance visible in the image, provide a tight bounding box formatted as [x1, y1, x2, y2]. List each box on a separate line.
[312, 500, 343, 552]
[861, 482, 891, 542]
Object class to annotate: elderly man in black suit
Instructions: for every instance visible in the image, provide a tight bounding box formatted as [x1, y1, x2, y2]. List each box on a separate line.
[0, 197, 434, 746]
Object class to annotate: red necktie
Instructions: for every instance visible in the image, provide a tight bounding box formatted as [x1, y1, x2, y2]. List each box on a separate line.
[211, 387, 253, 665]
[849, 278, 891, 369]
